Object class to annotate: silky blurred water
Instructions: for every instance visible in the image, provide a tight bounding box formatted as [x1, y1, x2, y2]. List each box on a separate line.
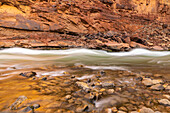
[0, 48, 169, 79]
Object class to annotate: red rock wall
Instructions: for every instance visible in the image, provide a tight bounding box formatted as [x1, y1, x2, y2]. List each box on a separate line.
[0, 0, 169, 51]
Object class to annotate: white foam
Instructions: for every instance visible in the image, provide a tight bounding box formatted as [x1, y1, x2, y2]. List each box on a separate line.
[77, 74, 94, 80]
[39, 70, 66, 76]
[106, 48, 170, 56]
[0, 47, 169, 56]
[84, 66, 127, 71]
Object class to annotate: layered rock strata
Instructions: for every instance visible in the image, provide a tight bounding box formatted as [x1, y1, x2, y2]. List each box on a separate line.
[0, 0, 169, 51]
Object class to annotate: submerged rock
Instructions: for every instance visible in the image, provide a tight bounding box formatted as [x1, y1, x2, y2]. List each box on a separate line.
[76, 105, 88, 113]
[94, 95, 128, 108]
[10, 96, 27, 110]
[20, 106, 33, 112]
[33, 104, 40, 109]
[41, 77, 47, 81]
[76, 82, 91, 91]
[100, 81, 115, 87]
[100, 70, 106, 76]
[19, 71, 36, 78]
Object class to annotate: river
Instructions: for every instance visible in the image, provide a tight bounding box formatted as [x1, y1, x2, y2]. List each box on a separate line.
[0, 47, 170, 80]
[0, 47, 170, 112]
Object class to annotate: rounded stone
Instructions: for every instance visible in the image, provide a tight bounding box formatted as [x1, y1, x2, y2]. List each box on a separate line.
[33, 104, 40, 109]
[158, 99, 170, 106]
[65, 95, 72, 100]
[139, 107, 154, 113]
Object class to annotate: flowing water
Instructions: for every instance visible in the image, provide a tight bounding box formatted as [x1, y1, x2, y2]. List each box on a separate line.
[0, 47, 170, 80]
[0, 48, 170, 112]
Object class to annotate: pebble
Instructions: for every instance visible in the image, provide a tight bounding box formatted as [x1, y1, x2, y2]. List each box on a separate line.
[139, 107, 154, 113]
[130, 111, 139, 113]
[142, 78, 153, 86]
[165, 85, 170, 90]
[104, 108, 112, 113]
[153, 74, 162, 78]
[163, 95, 170, 99]
[42, 77, 47, 81]
[71, 75, 75, 79]
[65, 95, 72, 100]
[111, 107, 118, 112]
[84, 93, 95, 100]
[117, 110, 126, 113]
[155, 111, 161, 113]
[142, 78, 163, 86]
[150, 84, 165, 91]
[100, 81, 114, 87]
[136, 76, 143, 81]
[107, 89, 115, 94]
[151, 79, 163, 84]
[21, 106, 33, 112]
[76, 82, 91, 91]
[33, 104, 40, 109]
[76, 105, 88, 112]
[119, 106, 127, 111]
[158, 99, 170, 106]
[100, 70, 106, 76]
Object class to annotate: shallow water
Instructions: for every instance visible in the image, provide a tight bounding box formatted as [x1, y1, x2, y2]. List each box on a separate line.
[0, 48, 170, 79]
[0, 48, 170, 112]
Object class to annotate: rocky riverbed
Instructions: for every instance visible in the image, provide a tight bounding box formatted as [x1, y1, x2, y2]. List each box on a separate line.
[0, 0, 169, 112]
[0, 64, 169, 113]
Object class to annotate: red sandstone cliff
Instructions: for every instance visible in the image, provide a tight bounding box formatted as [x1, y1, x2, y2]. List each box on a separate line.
[0, 0, 169, 51]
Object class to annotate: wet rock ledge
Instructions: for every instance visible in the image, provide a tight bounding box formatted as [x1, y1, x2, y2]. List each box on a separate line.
[0, 0, 169, 51]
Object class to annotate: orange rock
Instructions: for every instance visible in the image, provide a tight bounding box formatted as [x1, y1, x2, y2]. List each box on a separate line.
[0, 0, 169, 51]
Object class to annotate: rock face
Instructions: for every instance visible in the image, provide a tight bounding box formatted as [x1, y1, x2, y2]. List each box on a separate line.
[0, 0, 169, 51]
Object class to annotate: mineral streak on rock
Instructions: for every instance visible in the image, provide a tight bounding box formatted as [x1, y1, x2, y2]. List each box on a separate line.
[0, 0, 169, 51]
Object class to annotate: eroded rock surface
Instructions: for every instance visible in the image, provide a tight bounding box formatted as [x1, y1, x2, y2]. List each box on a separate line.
[0, 0, 169, 51]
